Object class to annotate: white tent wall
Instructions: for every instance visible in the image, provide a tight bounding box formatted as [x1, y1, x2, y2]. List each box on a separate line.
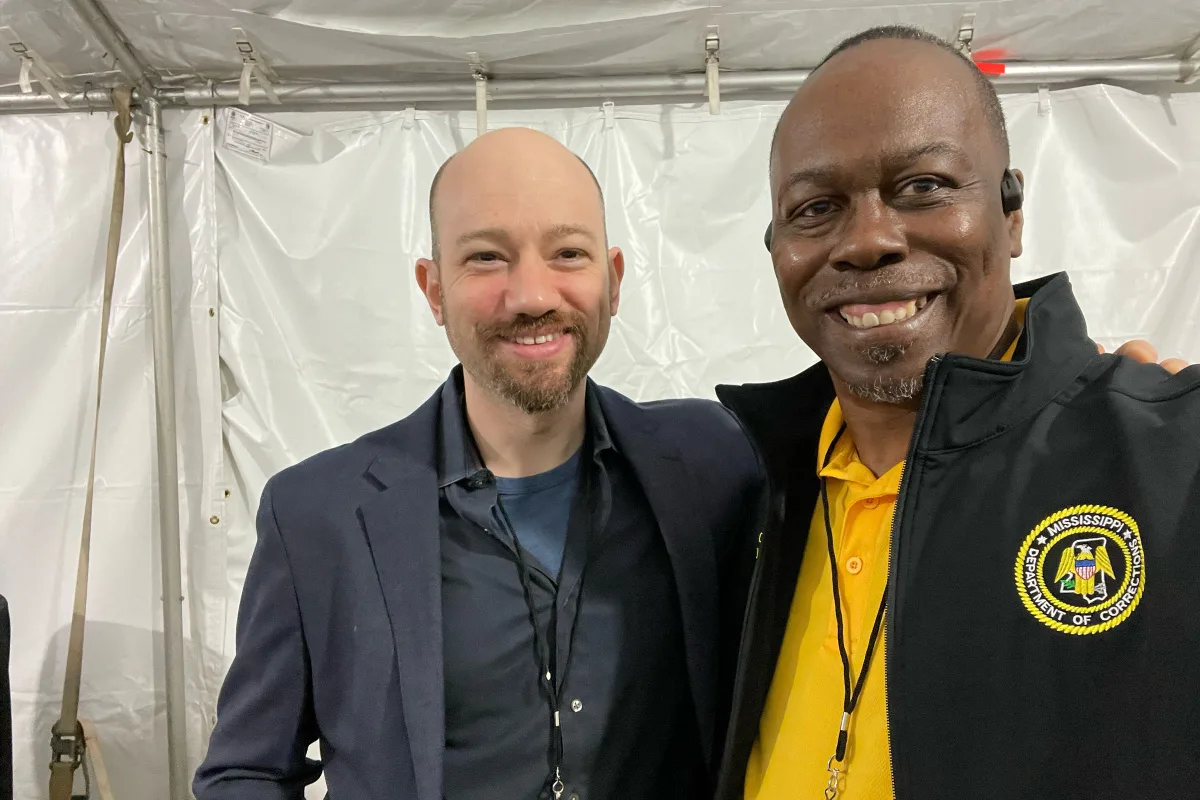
[0, 109, 225, 800]
[1, 79, 1199, 800]
[216, 85, 1200, 513]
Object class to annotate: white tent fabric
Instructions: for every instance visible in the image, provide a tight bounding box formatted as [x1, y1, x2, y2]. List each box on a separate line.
[1, 83, 1199, 799]
[3, 0, 1200, 86]
[0, 110, 223, 799]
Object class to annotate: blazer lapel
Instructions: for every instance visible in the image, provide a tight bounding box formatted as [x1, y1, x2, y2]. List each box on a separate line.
[360, 453, 443, 800]
[605, 409, 718, 767]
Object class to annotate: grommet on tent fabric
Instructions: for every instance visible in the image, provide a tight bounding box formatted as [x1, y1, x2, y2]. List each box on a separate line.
[1038, 85, 1052, 116]
[1, 26, 69, 109]
[704, 27, 720, 115]
[233, 27, 280, 107]
[602, 101, 615, 129]
[403, 105, 416, 129]
[469, 52, 488, 136]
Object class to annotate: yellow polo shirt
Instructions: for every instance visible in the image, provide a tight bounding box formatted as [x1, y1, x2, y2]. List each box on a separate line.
[745, 299, 1028, 799]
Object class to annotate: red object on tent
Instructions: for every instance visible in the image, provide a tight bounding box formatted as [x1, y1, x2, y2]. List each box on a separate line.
[972, 47, 1008, 75]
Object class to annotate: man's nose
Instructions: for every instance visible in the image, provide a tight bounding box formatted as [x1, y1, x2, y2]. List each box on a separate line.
[828, 194, 908, 270]
[504, 255, 561, 318]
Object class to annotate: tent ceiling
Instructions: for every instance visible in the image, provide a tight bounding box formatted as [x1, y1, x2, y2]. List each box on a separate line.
[2, 0, 1200, 90]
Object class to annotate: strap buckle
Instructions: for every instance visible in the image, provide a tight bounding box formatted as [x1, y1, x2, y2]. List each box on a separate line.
[50, 721, 85, 767]
[49, 720, 90, 800]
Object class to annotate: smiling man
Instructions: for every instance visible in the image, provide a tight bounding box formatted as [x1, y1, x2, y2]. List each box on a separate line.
[193, 126, 764, 800]
[714, 25, 1200, 800]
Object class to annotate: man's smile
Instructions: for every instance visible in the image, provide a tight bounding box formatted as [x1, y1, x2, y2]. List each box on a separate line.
[497, 328, 573, 360]
[837, 293, 932, 329]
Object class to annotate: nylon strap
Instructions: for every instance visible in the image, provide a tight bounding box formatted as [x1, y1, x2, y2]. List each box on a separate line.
[48, 86, 134, 800]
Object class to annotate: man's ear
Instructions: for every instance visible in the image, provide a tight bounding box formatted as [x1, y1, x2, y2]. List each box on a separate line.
[1008, 168, 1025, 259]
[607, 246, 625, 316]
[415, 258, 445, 326]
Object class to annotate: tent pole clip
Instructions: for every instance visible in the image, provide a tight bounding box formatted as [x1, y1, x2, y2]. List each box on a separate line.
[233, 27, 281, 106]
[704, 26, 720, 115]
[468, 52, 489, 136]
[1, 25, 69, 108]
[956, 13, 976, 57]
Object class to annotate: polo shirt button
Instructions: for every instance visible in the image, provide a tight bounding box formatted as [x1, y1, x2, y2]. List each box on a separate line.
[863, 497, 879, 509]
[846, 556, 863, 575]
[571, 699, 583, 712]
[569, 794, 580, 800]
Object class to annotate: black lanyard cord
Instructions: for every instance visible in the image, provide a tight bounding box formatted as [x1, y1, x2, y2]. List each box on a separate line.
[820, 425, 889, 765]
[494, 493, 566, 799]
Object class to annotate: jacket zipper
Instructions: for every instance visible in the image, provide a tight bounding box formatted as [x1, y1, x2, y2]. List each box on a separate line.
[717, 479, 780, 793]
[884, 353, 945, 800]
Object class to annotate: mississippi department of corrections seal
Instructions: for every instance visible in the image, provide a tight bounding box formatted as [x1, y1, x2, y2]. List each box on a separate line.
[1014, 504, 1145, 635]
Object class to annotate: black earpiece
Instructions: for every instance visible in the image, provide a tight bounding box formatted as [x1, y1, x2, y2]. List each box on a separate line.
[1000, 168, 1023, 214]
[763, 168, 1024, 252]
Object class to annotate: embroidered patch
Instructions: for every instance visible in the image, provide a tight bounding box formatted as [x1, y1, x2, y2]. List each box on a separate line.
[1014, 505, 1145, 635]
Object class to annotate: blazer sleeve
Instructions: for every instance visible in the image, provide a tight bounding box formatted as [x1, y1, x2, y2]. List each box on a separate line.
[193, 479, 322, 800]
[710, 405, 769, 759]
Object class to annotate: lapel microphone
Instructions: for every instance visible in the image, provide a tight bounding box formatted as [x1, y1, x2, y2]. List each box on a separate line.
[467, 469, 495, 489]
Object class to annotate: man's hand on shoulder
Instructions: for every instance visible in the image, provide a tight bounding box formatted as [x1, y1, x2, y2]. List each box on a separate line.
[1100, 339, 1190, 375]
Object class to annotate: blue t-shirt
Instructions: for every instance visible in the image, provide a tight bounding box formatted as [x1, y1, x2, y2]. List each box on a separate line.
[492, 447, 581, 579]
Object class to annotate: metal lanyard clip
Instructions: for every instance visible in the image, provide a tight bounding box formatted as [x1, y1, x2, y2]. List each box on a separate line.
[824, 755, 844, 799]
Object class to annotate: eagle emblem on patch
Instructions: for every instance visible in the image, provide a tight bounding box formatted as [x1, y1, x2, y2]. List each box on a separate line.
[1014, 505, 1145, 635]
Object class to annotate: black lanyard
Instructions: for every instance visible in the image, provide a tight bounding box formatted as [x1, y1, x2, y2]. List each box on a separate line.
[493, 494, 566, 799]
[820, 425, 888, 799]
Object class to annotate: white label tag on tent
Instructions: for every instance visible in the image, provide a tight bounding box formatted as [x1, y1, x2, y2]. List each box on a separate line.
[222, 108, 273, 162]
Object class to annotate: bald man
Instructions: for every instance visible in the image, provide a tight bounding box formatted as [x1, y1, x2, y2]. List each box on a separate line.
[714, 25, 1200, 800]
[193, 127, 764, 800]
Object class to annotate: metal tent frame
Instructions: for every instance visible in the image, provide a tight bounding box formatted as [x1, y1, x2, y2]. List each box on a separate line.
[2, 1, 1198, 798]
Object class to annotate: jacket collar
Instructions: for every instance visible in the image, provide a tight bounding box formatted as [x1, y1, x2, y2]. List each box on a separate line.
[716, 272, 1098, 460]
[437, 364, 616, 488]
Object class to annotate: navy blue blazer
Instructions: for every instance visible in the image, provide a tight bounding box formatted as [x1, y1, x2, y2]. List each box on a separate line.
[193, 373, 765, 800]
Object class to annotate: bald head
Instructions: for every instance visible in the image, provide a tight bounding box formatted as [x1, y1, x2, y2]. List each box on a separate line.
[413, 126, 624, 417]
[428, 128, 605, 261]
[770, 26, 1010, 182]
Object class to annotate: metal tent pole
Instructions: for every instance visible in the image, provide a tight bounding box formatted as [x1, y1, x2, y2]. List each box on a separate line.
[54, 5, 190, 796]
[65, 0, 155, 97]
[164, 57, 1198, 109]
[1, 56, 1196, 114]
[144, 95, 190, 800]
[0, 89, 117, 113]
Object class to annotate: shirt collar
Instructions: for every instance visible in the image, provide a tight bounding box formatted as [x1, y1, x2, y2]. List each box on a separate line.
[437, 366, 615, 488]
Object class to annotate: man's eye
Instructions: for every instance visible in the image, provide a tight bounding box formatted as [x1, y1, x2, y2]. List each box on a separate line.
[796, 199, 836, 218]
[468, 252, 503, 263]
[558, 249, 586, 260]
[900, 177, 945, 194]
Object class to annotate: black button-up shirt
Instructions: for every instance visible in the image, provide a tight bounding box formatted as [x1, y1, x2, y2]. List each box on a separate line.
[438, 373, 703, 800]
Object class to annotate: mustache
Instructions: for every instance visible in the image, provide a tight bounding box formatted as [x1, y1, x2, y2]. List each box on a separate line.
[811, 264, 952, 309]
[476, 310, 584, 340]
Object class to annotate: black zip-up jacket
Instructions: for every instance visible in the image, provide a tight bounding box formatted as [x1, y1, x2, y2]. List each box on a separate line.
[713, 272, 1200, 799]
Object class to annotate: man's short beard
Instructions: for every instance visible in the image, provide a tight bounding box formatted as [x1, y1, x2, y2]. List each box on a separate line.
[483, 344, 592, 414]
[842, 341, 924, 405]
[444, 300, 596, 415]
[844, 374, 925, 405]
